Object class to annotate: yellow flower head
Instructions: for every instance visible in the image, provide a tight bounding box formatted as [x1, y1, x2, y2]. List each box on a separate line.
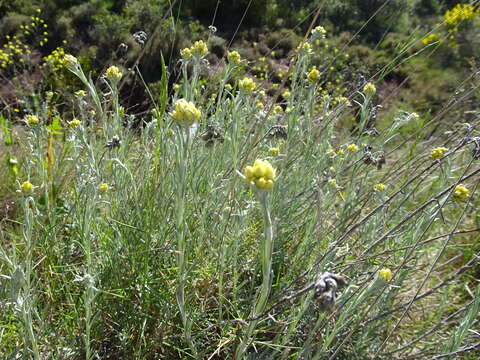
[453, 184, 469, 202]
[75, 89, 86, 97]
[238, 77, 256, 93]
[363, 82, 376, 96]
[268, 147, 280, 156]
[99, 183, 109, 192]
[378, 268, 393, 282]
[21, 181, 33, 194]
[170, 99, 201, 127]
[297, 42, 312, 55]
[227, 50, 242, 65]
[63, 54, 78, 69]
[173, 83, 181, 91]
[273, 105, 283, 115]
[243, 159, 276, 190]
[282, 90, 291, 99]
[307, 67, 320, 83]
[105, 65, 122, 82]
[328, 178, 337, 187]
[311, 26, 326, 39]
[180, 47, 192, 59]
[346, 144, 359, 152]
[191, 40, 208, 57]
[25, 114, 39, 126]
[430, 147, 448, 160]
[373, 183, 386, 192]
[68, 118, 81, 128]
[255, 101, 264, 110]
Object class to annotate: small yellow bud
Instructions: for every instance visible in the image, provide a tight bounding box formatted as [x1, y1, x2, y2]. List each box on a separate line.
[268, 147, 280, 156]
[346, 144, 359, 152]
[373, 183, 386, 192]
[452, 185, 469, 202]
[21, 181, 33, 194]
[307, 67, 320, 83]
[99, 183, 109, 192]
[430, 147, 448, 160]
[378, 268, 393, 281]
[238, 77, 257, 93]
[363, 82, 376, 96]
[105, 65, 122, 82]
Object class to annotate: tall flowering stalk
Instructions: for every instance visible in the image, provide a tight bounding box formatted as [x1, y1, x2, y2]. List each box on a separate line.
[236, 159, 276, 358]
[170, 99, 201, 355]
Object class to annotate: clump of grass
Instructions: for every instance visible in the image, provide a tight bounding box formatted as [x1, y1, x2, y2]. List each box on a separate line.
[0, 4, 479, 360]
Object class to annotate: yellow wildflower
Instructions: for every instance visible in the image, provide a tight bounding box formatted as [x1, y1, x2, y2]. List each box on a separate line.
[68, 118, 81, 128]
[373, 183, 386, 192]
[191, 40, 208, 57]
[25, 114, 39, 126]
[268, 147, 280, 156]
[99, 183, 109, 192]
[180, 47, 192, 59]
[170, 99, 201, 127]
[63, 54, 78, 69]
[346, 144, 359, 152]
[105, 65, 122, 82]
[21, 181, 33, 194]
[430, 147, 448, 160]
[328, 178, 337, 187]
[243, 159, 276, 190]
[363, 82, 376, 96]
[227, 50, 242, 65]
[307, 67, 320, 83]
[273, 105, 283, 115]
[282, 90, 291, 99]
[238, 77, 256, 93]
[378, 268, 393, 281]
[75, 90, 86, 97]
[452, 185, 469, 202]
[255, 101, 264, 110]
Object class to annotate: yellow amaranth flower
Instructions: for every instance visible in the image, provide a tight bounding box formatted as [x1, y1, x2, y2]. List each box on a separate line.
[227, 50, 242, 65]
[346, 144, 359, 152]
[191, 40, 208, 57]
[307, 67, 320, 83]
[238, 77, 256, 93]
[25, 114, 39, 126]
[99, 183, 109, 192]
[373, 183, 386, 192]
[453, 185, 469, 202]
[63, 54, 78, 68]
[379, 268, 393, 281]
[243, 159, 276, 190]
[68, 118, 81, 128]
[268, 147, 280, 156]
[105, 65, 122, 82]
[430, 147, 448, 160]
[180, 47, 192, 59]
[363, 82, 376, 95]
[170, 99, 201, 127]
[21, 181, 33, 194]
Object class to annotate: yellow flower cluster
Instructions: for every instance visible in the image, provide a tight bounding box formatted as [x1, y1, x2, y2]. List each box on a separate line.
[453, 184, 469, 202]
[430, 147, 448, 160]
[268, 147, 280, 156]
[422, 33, 440, 45]
[307, 66, 320, 83]
[181, 40, 208, 59]
[243, 159, 276, 190]
[170, 99, 201, 126]
[444, 3, 477, 29]
[25, 114, 39, 126]
[273, 105, 283, 115]
[311, 26, 326, 39]
[1, 35, 31, 69]
[238, 77, 256, 93]
[99, 183, 109, 192]
[105, 65, 122, 82]
[282, 90, 291, 99]
[68, 118, 81, 128]
[363, 82, 376, 95]
[21, 181, 33, 194]
[378, 268, 393, 281]
[297, 42, 313, 55]
[63, 54, 79, 69]
[373, 183, 386, 192]
[227, 50, 242, 65]
[43, 47, 68, 71]
[346, 144, 359, 152]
